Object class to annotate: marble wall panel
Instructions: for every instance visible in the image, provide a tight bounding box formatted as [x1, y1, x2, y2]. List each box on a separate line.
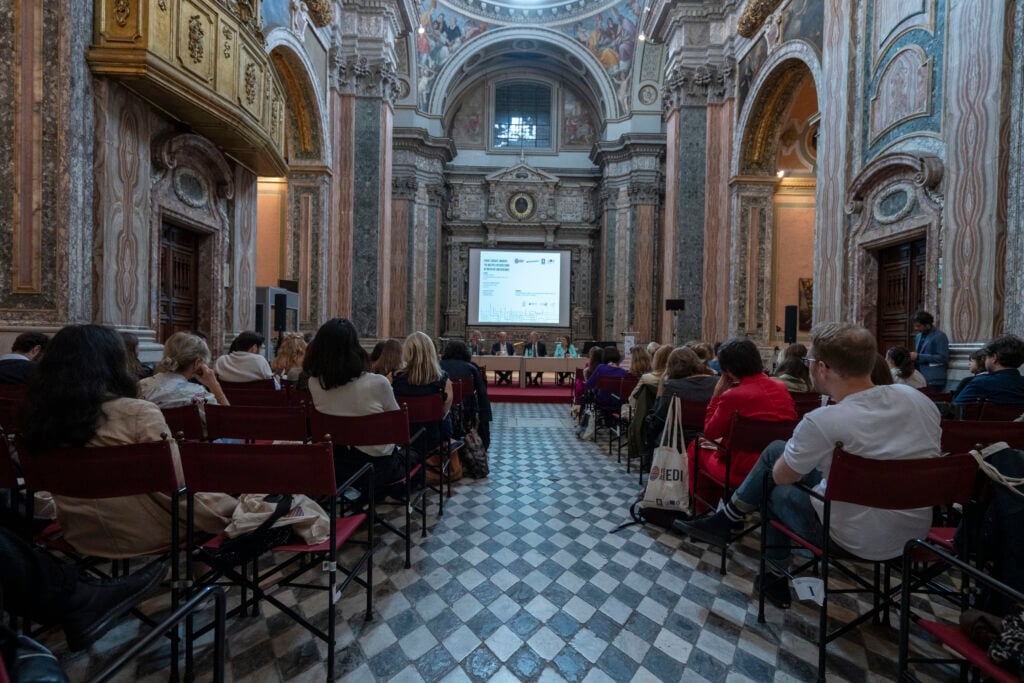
[941, 0, 1007, 341]
[92, 81, 151, 329]
[329, 93, 355, 317]
[390, 196, 409, 335]
[1006, 0, 1024, 333]
[729, 185, 774, 340]
[234, 167, 257, 332]
[602, 201, 617, 341]
[351, 97, 383, 337]
[288, 173, 328, 328]
[633, 203, 656, 342]
[703, 101, 733, 344]
[675, 106, 707, 342]
[660, 111, 679, 344]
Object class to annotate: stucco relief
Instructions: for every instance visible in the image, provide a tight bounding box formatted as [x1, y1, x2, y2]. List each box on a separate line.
[873, 0, 932, 63]
[869, 47, 931, 142]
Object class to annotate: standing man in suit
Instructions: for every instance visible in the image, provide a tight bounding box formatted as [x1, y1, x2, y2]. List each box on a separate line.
[468, 330, 486, 356]
[524, 331, 547, 386]
[909, 311, 949, 392]
[0, 332, 49, 384]
[490, 331, 515, 384]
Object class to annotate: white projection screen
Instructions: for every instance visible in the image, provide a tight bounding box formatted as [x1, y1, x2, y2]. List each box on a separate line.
[467, 248, 571, 327]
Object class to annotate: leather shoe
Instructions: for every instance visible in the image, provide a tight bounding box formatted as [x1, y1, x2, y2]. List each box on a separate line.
[755, 572, 792, 609]
[673, 511, 731, 547]
[63, 560, 166, 651]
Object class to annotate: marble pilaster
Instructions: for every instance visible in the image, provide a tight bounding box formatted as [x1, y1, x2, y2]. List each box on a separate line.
[1007, 0, 1024, 333]
[728, 179, 776, 341]
[286, 172, 330, 329]
[702, 100, 733, 345]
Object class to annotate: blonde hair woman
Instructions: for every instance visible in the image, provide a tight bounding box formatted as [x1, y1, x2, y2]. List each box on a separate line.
[271, 333, 307, 382]
[140, 331, 228, 408]
[392, 332, 454, 452]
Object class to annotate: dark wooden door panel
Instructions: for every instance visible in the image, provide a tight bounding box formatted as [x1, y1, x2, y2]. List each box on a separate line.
[159, 225, 199, 343]
[877, 238, 926, 352]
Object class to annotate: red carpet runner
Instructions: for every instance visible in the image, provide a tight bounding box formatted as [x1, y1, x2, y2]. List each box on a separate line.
[487, 384, 573, 404]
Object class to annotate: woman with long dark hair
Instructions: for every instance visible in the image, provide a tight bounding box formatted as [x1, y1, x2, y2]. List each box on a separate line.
[304, 318, 410, 486]
[21, 325, 235, 557]
[392, 332, 453, 453]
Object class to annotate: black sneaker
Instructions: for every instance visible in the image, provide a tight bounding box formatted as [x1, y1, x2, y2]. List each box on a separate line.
[673, 511, 732, 547]
[63, 560, 166, 651]
[755, 572, 792, 609]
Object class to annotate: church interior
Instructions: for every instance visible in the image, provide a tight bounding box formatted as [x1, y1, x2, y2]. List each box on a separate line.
[2, 0, 1024, 680]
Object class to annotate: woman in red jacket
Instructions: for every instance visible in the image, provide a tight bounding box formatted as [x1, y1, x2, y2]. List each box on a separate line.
[687, 338, 796, 510]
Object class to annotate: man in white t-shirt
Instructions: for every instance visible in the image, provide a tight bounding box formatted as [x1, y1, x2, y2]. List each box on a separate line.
[676, 322, 940, 608]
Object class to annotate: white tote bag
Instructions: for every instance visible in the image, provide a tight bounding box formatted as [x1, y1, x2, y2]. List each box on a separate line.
[641, 396, 689, 513]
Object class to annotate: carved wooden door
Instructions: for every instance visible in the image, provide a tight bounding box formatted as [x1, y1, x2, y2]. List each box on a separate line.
[159, 224, 199, 342]
[877, 238, 926, 352]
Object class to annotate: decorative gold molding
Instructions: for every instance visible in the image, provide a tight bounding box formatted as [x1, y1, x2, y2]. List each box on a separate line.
[87, 0, 286, 176]
[737, 0, 783, 38]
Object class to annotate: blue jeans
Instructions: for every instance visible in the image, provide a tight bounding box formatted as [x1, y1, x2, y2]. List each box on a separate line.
[734, 440, 825, 563]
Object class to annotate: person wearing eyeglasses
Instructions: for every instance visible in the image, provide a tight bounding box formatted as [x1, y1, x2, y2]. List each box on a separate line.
[953, 334, 1024, 405]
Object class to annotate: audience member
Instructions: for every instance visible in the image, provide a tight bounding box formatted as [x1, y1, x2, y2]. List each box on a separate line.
[139, 332, 228, 408]
[0, 331, 48, 384]
[886, 346, 927, 389]
[393, 332, 454, 453]
[0, 528, 165, 652]
[685, 338, 797, 504]
[120, 331, 153, 380]
[871, 353, 894, 385]
[584, 346, 629, 410]
[304, 318, 409, 486]
[649, 347, 717, 445]
[954, 334, 1024, 405]
[773, 356, 811, 393]
[523, 331, 547, 385]
[213, 331, 275, 383]
[782, 343, 808, 361]
[369, 338, 403, 381]
[708, 342, 723, 374]
[576, 346, 604, 403]
[440, 340, 492, 448]
[676, 323, 940, 608]
[910, 310, 949, 392]
[554, 335, 578, 358]
[628, 347, 660, 412]
[686, 341, 716, 374]
[271, 332, 307, 382]
[628, 346, 652, 378]
[468, 330, 486, 356]
[646, 341, 661, 356]
[951, 348, 988, 400]
[20, 325, 235, 557]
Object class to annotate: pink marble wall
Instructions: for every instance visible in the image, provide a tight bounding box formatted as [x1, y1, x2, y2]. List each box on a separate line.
[702, 101, 733, 344]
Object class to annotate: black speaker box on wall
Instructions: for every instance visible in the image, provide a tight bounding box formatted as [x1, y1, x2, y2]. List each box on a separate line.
[273, 293, 288, 332]
[784, 305, 798, 344]
[665, 299, 686, 311]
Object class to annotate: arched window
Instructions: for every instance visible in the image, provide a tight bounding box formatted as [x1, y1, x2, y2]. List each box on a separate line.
[493, 82, 552, 149]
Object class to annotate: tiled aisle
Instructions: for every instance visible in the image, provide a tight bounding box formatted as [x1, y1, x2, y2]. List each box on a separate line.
[58, 402, 957, 682]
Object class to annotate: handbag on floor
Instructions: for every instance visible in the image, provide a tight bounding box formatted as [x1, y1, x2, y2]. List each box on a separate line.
[629, 396, 689, 529]
[461, 427, 489, 478]
[426, 449, 463, 485]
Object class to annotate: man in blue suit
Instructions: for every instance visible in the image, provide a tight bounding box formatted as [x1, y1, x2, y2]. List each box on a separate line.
[954, 334, 1024, 405]
[909, 311, 949, 392]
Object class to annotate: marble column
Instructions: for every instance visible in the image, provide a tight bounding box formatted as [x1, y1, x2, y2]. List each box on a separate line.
[592, 134, 665, 343]
[728, 179, 776, 341]
[941, 0, 1011, 340]
[703, 100, 734, 344]
[286, 171, 330, 329]
[1006, 0, 1024, 333]
[326, 0, 410, 338]
[391, 128, 454, 338]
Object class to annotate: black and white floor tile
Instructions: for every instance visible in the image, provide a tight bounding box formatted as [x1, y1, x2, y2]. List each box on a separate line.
[51, 402, 961, 681]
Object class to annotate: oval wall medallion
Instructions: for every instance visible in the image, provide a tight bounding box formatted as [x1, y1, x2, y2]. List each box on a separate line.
[872, 183, 916, 224]
[173, 167, 210, 209]
[638, 85, 658, 105]
[507, 192, 535, 220]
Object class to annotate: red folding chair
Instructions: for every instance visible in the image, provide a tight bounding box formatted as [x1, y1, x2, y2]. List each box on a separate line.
[178, 440, 373, 681]
[17, 439, 183, 674]
[220, 387, 289, 407]
[610, 375, 640, 461]
[161, 404, 205, 441]
[399, 394, 453, 516]
[592, 374, 625, 444]
[692, 412, 798, 574]
[759, 448, 978, 682]
[0, 398, 20, 434]
[217, 379, 277, 391]
[204, 404, 309, 443]
[899, 539, 1021, 683]
[941, 419, 1024, 454]
[0, 384, 28, 401]
[789, 391, 824, 418]
[287, 385, 313, 407]
[978, 402, 1024, 421]
[310, 407, 425, 568]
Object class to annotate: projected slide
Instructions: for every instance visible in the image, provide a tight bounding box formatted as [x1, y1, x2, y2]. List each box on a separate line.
[468, 248, 571, 327]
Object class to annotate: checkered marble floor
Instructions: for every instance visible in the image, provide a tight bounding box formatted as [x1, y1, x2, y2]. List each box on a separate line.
[52, 402, 962, 681]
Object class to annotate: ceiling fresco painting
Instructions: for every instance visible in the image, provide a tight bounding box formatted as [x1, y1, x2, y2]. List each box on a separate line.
[415, 0, 641, 111]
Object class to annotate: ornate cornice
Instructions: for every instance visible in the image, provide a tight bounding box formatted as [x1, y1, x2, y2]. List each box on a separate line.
[628, 182, 662, 205]
[845, 154, 945, 214]
[330, 52, 400, 101]
[648, 0, 740, 46]
[590, 133, 667, 168]
[662, 60, 736, 111]
[737, 0, 783, 38]
[392, 127, 457, 163]
[392, 175, 418, 200]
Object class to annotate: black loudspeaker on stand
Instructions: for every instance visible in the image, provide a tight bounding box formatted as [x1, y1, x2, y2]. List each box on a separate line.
[273, 293, 288, 332]
[784, 306, 797, 344]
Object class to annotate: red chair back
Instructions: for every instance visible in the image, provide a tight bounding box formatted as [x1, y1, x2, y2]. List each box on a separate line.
[205, 404, 309, 442]
[790, 391, 824, 418]
[399, 394, 445, 423]
[218, 379, 277, 391]
[678, 399, 709, 430]
[620, 375, 640, 399]
[161, 404, 204, 440]
[0, 398, 21, 433]
[17, 439, 179, 499]
[310, 407, 411, 447]
[594, 374, 621, 394]
[222, 387, 289, 407]
[978, 402, 1024, 421]
[941, 419, 1024, 453]
[0, 434, 18, 489]
[179, 441, 336, 496]
[288, 386, 313, 407]
[0, 384, 28, 401]
[725, 413, 798, 454]
[826, 448, 978, 509]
